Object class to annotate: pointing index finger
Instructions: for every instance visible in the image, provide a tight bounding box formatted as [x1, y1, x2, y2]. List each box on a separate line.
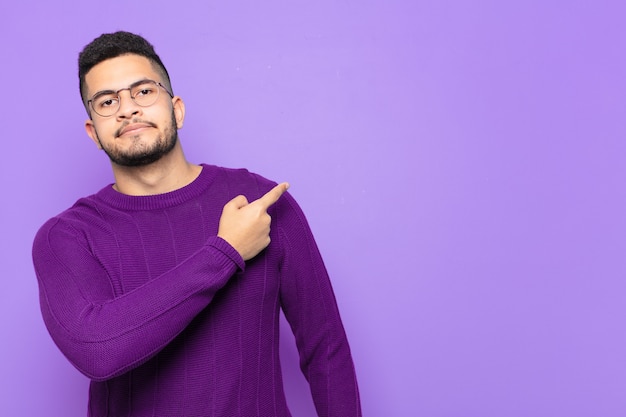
[256, 182, 290, 209]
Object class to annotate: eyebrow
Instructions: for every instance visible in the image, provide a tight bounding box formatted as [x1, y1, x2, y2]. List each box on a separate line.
[91, 79, 155, 99]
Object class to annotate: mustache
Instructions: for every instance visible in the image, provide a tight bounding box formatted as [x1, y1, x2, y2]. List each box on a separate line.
[115, 119, 157, 137]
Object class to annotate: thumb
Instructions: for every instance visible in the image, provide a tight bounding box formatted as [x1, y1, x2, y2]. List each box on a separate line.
[224, 195, 249, 211]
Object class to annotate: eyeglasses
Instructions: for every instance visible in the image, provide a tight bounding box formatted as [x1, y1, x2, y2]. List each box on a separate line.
[87, 79, 173, 117]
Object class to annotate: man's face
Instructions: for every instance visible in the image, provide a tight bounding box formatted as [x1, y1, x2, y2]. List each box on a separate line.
[84, 54, 184, 167]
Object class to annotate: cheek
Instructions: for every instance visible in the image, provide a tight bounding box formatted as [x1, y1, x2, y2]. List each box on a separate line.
[91, 120, 119, 143]
[92, 123, 109, 139]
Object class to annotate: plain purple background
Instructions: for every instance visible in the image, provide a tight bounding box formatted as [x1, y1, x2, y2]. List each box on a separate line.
[1, 1, 625, 416]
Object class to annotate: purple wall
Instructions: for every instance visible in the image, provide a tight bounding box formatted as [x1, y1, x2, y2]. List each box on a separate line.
[2, 1, 625, 415]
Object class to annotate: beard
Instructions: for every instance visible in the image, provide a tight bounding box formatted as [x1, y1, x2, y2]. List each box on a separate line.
[95, 111, 178, 167]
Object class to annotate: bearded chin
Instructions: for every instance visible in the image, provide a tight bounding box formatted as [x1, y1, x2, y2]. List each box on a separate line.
[98, 113, 179, 167]
[106, 130, 178, 167]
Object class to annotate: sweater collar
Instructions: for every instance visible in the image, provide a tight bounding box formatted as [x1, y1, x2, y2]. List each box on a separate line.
[94, 164, 217, 211]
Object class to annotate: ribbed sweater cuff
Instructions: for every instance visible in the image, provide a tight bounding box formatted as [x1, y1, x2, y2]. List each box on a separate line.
[207, 236, 246, 271]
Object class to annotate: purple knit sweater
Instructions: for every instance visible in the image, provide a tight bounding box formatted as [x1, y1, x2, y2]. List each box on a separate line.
[32, 164, 360, 417]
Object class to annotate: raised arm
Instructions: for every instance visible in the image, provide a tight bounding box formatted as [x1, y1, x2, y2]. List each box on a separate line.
[32, 184, 287, 382]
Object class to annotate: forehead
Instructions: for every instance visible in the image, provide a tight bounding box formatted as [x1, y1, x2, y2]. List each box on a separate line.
[85, 54, 161, 95]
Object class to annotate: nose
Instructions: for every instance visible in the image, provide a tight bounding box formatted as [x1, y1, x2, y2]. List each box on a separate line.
[116, 89, 142, 119]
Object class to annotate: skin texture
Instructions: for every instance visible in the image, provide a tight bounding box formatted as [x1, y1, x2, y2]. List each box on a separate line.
[82, 54, 288, 261]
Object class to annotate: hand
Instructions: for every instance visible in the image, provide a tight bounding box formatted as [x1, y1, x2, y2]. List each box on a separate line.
[218, 182, 290, 261]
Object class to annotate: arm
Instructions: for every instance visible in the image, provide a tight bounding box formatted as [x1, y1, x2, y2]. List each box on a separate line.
[32, 183, 287, 382]
[33, 221, 242, 381]
[276, 193, 362, 417]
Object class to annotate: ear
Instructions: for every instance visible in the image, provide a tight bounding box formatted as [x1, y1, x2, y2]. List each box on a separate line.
[172, 96, 186, 129]
[84, 119, 103, 149]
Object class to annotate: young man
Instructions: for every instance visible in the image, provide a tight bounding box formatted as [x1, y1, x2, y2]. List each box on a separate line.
[32, 31, 360, 416]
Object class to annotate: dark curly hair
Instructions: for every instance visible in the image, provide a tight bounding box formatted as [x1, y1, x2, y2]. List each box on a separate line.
[78, 31, 173, 108]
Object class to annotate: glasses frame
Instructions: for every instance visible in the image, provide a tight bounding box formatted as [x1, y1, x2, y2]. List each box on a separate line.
[87, 79, 174, 118]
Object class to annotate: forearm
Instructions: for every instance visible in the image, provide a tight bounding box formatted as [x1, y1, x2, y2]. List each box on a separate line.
[34, 233, 242, 381]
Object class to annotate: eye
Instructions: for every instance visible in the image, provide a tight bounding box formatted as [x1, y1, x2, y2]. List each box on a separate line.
[133, 85, 157, 98]
[95, 95, 119, 109]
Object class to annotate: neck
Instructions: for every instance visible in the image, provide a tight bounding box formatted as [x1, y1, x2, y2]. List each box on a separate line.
[110, 144, 202, 196]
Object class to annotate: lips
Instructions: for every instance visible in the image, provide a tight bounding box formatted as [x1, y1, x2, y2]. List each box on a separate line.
[116, 122, 156, 137]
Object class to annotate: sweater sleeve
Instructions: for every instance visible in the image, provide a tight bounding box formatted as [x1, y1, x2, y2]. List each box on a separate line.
[275, 193, 362, 417]
[32, 217, 244, 382]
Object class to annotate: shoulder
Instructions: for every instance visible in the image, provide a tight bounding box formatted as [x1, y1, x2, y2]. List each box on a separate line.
[32, 192, 107, 249]
[202, 163, 304, 219]
[203, 164, 277, 200]
[207, 164, 273, 186]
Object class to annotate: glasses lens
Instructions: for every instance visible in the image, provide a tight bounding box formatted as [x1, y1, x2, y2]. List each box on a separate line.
[131, 81, 160, 107]
[89, 81, 163, 117]
[92, 93, 119, 117]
